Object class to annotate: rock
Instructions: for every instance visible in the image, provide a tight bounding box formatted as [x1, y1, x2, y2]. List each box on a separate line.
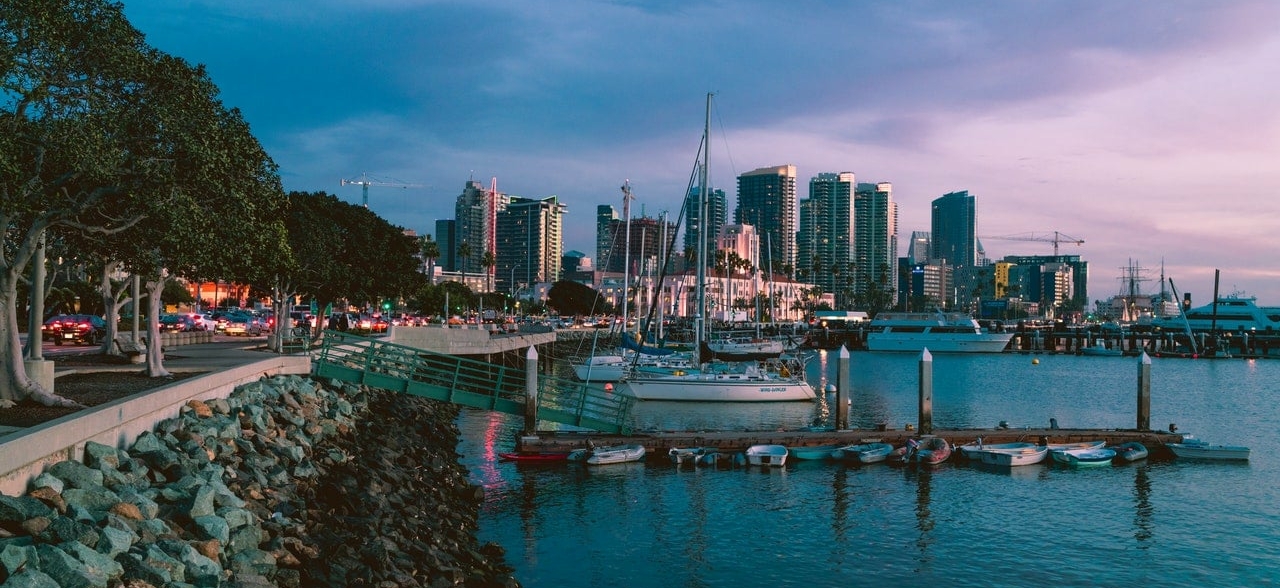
[81, 442, 121, 471]
[46, 461, 103, 491]
[185, 399, 214, 418]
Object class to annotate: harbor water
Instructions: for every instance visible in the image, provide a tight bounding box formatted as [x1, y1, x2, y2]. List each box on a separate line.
[457, 351, 1280, 587]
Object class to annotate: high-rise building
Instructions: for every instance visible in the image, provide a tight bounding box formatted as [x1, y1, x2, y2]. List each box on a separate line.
[683, 185, 727, 263]
[434, 219, 457, 272]
[602, 215, 676, 275]
[797, 172, 855, 302]
[454, 180, 508, 277]
[596, 204, 618, 270]
[495, 196, 567, 294]
[930, 190, 976, 268]
[906, 231, 931, 265]
[736, 165, 798, 275]
[853, 182, 898, 304]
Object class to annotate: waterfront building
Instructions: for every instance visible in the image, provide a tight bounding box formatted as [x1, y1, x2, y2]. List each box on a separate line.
[736, 165, 798, 275]
[495, 196, 567, 294]
[930, 190, 976, 268]
[601, 215, 675, 275]
[683, 185, 727, 264]
[595, 204, 618, 271]
[454, 179, 508, 279]
[999, 254, 1089, 318]
[434, 219, 457, 273]
[853, 181, 898, 305]
[797, 172, 855, 305]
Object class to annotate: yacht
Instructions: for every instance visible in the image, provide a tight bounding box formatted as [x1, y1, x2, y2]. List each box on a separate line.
[866, 311, 1014, 353]
[1150, 296, 1280, 333]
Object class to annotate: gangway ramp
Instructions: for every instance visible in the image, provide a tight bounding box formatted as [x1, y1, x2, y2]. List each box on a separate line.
[312, 331, 633, 434]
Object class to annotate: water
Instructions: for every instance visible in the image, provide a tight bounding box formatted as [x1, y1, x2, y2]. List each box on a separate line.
[458, 352, 1280, 587]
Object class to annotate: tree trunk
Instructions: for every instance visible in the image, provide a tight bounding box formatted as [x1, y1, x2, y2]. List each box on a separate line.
[144, 274, 171, 377]
[0, 266, 81, 408]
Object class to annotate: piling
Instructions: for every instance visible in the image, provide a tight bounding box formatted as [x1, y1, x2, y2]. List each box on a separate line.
[524, 345, 539, 433]
[836, 345, 850, 430]
[918, 348, 933, 435]
[1137, 351, 1151, 431]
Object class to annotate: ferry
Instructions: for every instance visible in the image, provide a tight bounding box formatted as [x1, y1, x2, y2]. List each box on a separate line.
[1149, 296, 1280, 333]
[865, 310, 1015, 353]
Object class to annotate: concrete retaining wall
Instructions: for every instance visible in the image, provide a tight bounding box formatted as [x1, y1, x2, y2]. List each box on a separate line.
[388, 324, 554, 355]
[0, 354, 311, 496]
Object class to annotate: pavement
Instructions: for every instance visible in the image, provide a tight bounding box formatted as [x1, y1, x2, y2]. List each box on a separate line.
[52, 339, 294, 375]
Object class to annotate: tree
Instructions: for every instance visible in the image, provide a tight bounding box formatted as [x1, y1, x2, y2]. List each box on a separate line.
[458, 241, 472, 297]
[0, 0, 203, 405]
[480, 250, 496, 293]
[419, 235, 440, 283]
[547, 281, 613, 316]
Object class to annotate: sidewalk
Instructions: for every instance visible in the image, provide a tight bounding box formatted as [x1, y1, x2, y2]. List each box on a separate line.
[53, 340, 289, 375]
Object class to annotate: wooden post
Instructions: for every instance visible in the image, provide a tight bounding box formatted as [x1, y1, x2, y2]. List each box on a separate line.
[918, 348, 933, 435]
[836, 345, 850, 430]
[525, 345, 539, 434]
[1137, 351, 1151, 431]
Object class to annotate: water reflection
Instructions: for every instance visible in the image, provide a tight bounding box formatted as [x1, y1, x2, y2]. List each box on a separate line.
[1131, 465, 1154, 545]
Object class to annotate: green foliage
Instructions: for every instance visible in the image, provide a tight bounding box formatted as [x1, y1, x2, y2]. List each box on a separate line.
[547, 281, 613, 316]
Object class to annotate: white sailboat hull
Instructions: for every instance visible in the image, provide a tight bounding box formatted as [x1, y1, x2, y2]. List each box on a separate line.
[618, 372, 816, 402]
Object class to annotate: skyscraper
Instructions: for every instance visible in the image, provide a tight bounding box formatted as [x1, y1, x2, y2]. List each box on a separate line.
[797, 172, 855, 301]
[853, 182, 898, 304]
[736, 165, 798, 275]
[495, 196, 567, 293]
[434, 219, 457, 272]
[930, 190, 976, 268]
[454, 180, 508, 276]
[682, 185, 726, 264]
[596, 204, 618, 270]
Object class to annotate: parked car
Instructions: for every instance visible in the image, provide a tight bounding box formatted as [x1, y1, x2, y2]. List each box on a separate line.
[42, 314, 107, 346]
[160, 313, 204, 333]
[223, 315, 263, 336]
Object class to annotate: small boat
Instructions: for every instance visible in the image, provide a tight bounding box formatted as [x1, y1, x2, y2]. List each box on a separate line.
[1167, 438, 1250, 461]
[788, 444, 843, 461]
[1044, 439, 1107, 452]
[668, 446, 714, 465]
[1111, 441, 1149, 463]
[1080, 340, 1123, 356]
[956, 438, 1037, 461]
[498, 451, 572, 462]
[1053, 447, 1116, 467]
[977, 445, 1050, 467]
[745, 444, 789, 467]
[832, 442, 895, 464]
[569, 443, 647, 465]
[894, 436, 951, 465]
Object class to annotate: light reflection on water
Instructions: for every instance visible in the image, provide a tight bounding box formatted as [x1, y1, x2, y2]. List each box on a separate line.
[461, 353, 1280, 588]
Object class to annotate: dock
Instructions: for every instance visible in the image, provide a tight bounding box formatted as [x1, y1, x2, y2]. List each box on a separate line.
[516, 427, 1184, 459]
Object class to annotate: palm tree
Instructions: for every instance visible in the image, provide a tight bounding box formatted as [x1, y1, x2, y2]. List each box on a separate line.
[481, 250, 496, 293]
[458, 241, 472, 300]
[420, 235, 440, 284]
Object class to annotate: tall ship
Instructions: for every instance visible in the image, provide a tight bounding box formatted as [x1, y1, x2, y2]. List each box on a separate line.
[865, 310, 1014, 353]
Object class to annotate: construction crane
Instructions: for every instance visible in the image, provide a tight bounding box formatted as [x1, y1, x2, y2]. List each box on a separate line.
[340, 173, 423, 208]
[984, 231, 1084, 256]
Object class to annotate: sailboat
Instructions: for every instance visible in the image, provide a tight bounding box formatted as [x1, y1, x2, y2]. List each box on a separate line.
[615, 94, 816, 403]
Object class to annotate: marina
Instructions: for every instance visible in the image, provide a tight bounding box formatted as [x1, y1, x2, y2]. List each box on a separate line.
[459, 350, 1279, 588]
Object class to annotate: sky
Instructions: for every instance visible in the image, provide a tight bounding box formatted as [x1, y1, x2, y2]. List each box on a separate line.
[119, 0, 1280, 306]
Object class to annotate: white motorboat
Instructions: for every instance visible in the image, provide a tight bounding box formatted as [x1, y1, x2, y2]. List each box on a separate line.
[1080, 341, 1123, 357]
[1149, 296, 1280, 333]
[977, 445, 1050, 467]
[569, 443, 647, 465]
[956, 439, 1037, 461]
[831, 442, 895, 464]
[744, 444, 788, 467]
[1167, 437, 1250, 461]
[865, 310, 1014, 353]
[1052, 447, 1116, 467]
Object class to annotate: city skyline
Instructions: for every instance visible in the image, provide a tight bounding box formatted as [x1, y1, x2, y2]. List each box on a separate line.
[120, 1, 1280, 304]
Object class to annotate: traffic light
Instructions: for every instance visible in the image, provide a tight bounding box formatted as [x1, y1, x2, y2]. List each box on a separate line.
[382, 300, 391, 311]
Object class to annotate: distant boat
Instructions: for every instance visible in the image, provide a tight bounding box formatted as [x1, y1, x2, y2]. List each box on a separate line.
[866, 310, 1014, 353]
[1080, 341, 1123, 357]
[832, 442, 895, 464]
[787, 444, 843, 461]
[1167, 437, 1250, 461]
[1111, 441, 1149, 463]
[744, 444, 789, 467]
[1051, 447, 1116, 467]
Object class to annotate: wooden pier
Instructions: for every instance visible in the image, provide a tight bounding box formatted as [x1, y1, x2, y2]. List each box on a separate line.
[515, 427, 1184, 459]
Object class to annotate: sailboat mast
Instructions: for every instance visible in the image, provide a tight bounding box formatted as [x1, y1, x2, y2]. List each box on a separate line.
[621, 181, 633, 330]
[695, 93, 711, 353]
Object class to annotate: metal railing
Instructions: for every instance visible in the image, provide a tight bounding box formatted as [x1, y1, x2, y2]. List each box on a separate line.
[312, 330, 633, 434]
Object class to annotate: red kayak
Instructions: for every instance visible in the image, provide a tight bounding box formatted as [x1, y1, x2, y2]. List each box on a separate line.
[498, 451, 572, 462]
